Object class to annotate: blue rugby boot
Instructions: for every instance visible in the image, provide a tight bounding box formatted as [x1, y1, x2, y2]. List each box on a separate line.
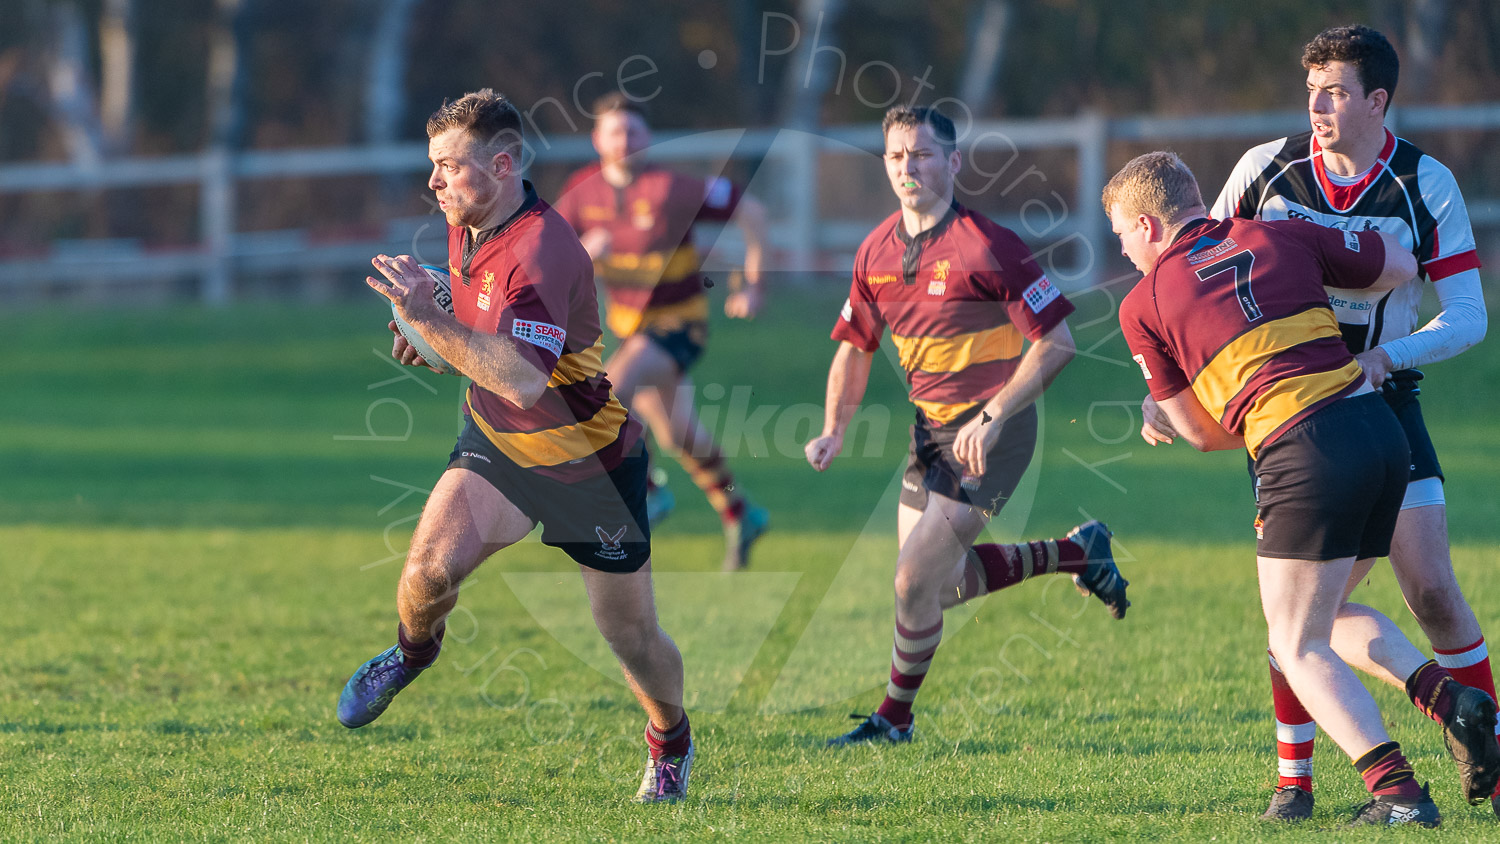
[1067, 520, 1130, 620]
[825, 712, 914, 747]
[722, 502, 770, 572]
[338, 645, 427, 728]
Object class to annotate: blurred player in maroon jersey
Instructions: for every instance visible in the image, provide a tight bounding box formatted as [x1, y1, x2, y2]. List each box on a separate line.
[1109, 151, 1499, 826]
[553, 93, 770, 571]
[806, 106, 1130, 748]
[341, 90, 695, 803]
[1211, 25, 1494, 821]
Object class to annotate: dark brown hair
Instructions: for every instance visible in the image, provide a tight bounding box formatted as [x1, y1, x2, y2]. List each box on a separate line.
[882, 106, 957, 155]
[1302, 25, 1399, 112]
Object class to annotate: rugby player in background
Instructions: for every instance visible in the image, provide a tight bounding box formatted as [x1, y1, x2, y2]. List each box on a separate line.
[1209, 25, 1492, 820]
[806, 106, 1130, 748]
[553, 93, 770, 571]
[1113, 151, 1498, 826]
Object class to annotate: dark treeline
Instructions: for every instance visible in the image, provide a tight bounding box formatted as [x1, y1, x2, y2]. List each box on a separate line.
[4, 0, 1494, 161]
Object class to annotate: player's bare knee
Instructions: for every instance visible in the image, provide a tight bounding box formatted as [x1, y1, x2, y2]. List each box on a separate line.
[892, 563, 936, 609]
[1405, 581, 1463, 632]
[598, 617, 658, 664]
[399, 556, 456, 605]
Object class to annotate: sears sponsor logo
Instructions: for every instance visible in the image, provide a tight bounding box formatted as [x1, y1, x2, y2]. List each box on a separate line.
[840, 298, 853, 322]
[1343, 229, 1360, 252]
[1132, 353, 1152, 380]
[1022, 275, 1060, 313]
[511, 319, 566, 356]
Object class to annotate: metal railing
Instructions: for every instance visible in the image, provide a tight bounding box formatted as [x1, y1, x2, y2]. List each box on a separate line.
[2, 103, 1497, 302]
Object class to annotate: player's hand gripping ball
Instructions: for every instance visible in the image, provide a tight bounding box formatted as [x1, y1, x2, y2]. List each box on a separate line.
[391, 264, 457, 374]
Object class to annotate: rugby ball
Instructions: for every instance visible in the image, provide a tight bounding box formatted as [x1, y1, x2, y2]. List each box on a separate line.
[392, 264, 458, 375]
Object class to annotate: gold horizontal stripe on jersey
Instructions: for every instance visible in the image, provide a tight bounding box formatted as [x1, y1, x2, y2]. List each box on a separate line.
[596, 244, 700, 287]
[891, 324, 1023, 375]
[1237, 363, 1363, 457]
[1191, 309, 1344, 420]
[912, 398, 980, 427]
[467, 394, 630, 469]
[549, 338, 607, 388]
[605, 294, 709, 339]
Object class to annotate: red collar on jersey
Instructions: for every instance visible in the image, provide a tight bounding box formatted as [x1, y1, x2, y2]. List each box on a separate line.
[1311, 129, 1396, 213]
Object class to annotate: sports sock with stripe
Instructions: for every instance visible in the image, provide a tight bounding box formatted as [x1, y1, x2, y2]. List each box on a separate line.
[873, 618, 942, 730]
[1433, 637, 1500, 795]
[957, 538, 1090, 602]
[1268, 652, 1315, 791]
[1405, 659, 1461, 723]
[645, 713, 691, 760]
[1354, 740, 1424, 800]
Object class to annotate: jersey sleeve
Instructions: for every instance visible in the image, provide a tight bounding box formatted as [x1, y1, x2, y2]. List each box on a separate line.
[498, 252, 577, 376]
[830, 249, 885, 352]
[1415, 155, 1483, 282]
[693, 176, 743, 223]
[1119, 293, 1190, 401]
[1211, 139, 1282, 220]
[982, 226, 1075, 340]
[1294, 220, 1387, 290]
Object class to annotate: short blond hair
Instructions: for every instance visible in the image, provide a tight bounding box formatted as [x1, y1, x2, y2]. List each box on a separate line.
[1101, 151, 1204, 222]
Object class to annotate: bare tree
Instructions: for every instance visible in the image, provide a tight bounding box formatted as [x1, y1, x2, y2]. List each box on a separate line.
[1402, 0, 1450, 102]
[98, 0, 135, 154]
[43, 1, 105, 166]
[365, 0, 421, 145]
[778, 0, 845, 130]
[957, 0, 1011, 117]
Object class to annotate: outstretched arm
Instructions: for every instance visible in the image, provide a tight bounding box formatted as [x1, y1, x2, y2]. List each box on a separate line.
[1361, 268, 1487, 385]
[805, 341, 874, 472]
[724, 195, 769, 319]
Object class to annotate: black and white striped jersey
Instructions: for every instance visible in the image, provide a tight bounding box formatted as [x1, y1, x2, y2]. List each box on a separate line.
[1212, 128, 1482, 354]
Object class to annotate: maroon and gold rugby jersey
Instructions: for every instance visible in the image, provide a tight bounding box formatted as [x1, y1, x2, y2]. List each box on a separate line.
[1120, 216, 1387, 457]
[446, 181, 640, 482]
[552, 163, 741, 338]
[831, 204, 1075, 427]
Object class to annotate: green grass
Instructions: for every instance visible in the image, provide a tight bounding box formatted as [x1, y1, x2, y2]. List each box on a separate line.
[3, 284, 1499, 840]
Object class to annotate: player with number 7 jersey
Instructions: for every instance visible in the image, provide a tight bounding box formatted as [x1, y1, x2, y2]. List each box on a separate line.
[1120, 214, 1388, 457]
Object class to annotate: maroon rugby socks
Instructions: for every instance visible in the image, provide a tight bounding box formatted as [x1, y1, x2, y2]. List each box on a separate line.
[646, 713, 691, 760]
[959, 537, 1090, 601]
[1354, 741, 1424, 800]
[1405, 659, 1462, 723]
[398, 623, 444, 669]
[873, 619, 943, 730]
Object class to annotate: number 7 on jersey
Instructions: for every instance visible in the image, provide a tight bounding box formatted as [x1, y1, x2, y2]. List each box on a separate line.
[1194, 250, 1262, 322]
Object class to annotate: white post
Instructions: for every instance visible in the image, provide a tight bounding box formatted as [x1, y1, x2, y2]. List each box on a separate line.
[200, 146, 234, 305]
[787, 130, 820, 272]
[1075, 110, 1108, 290]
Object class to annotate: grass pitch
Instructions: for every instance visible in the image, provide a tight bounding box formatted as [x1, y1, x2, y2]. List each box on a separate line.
[3, 282, 1499, 841]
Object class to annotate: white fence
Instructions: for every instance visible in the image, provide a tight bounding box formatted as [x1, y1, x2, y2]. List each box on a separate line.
[2, 103, 1498, 302]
